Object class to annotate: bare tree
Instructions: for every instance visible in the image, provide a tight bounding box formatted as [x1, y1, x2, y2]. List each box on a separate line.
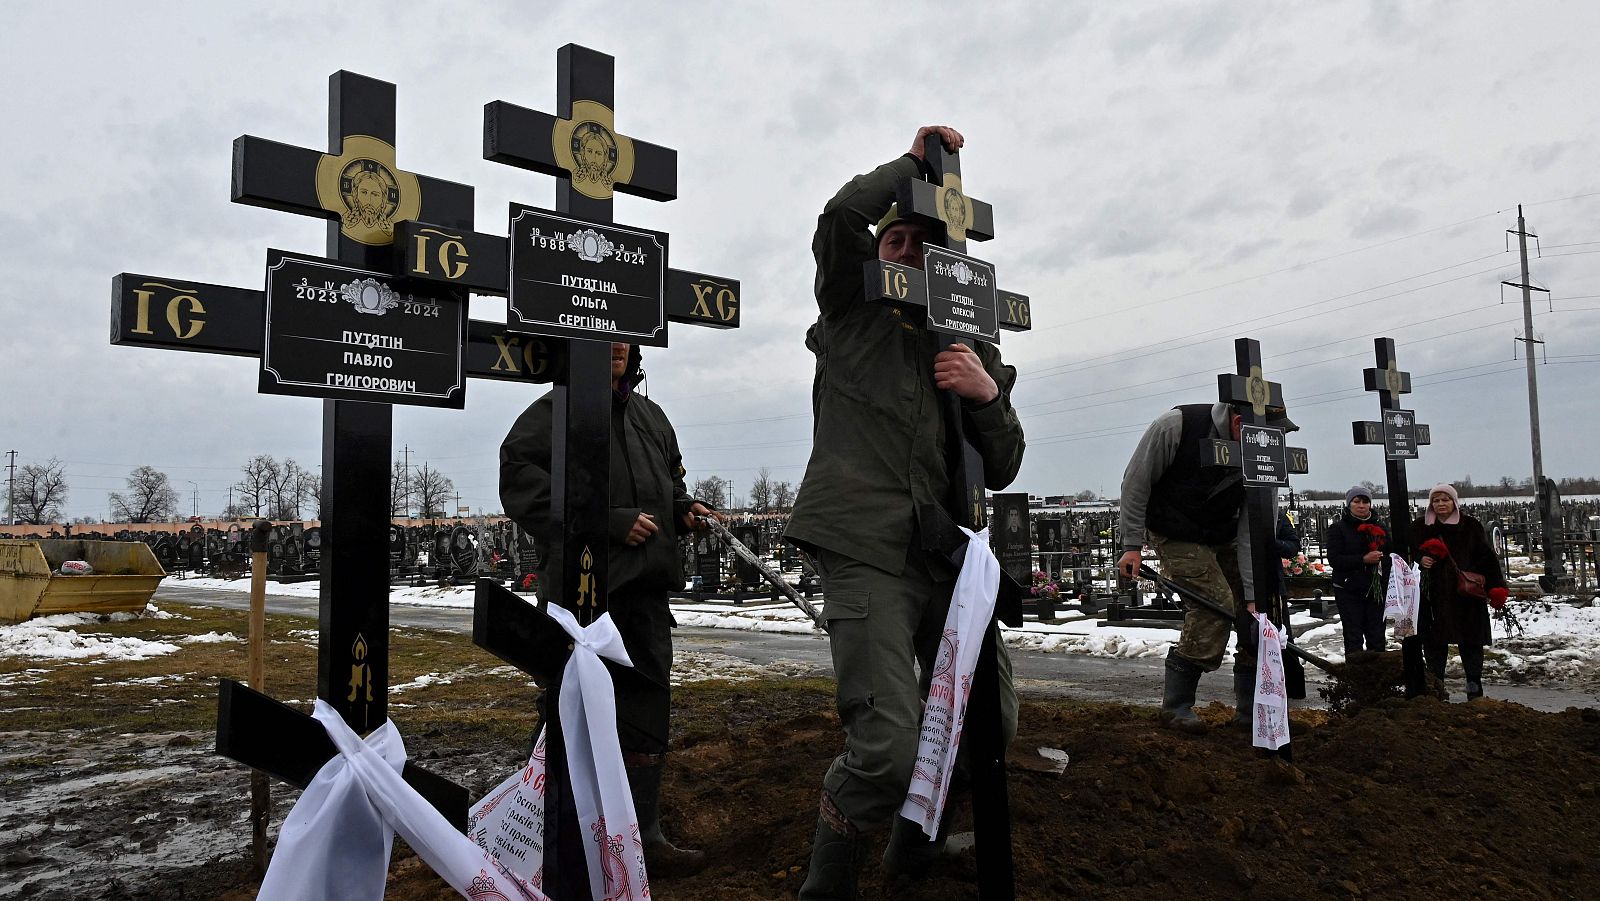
[232, 455, 279, 518]
[110, 466, 180, 523]
[12, 457, 68, 524]
[413, 463, 455, 520]
[1075, 489, 1097, 502]
[268, 458, 317, 520]
[772, 480, 795, 513]
[748, 467, 774, 514]
[691, 476, 727, 510]
[390, 460, 413, 519]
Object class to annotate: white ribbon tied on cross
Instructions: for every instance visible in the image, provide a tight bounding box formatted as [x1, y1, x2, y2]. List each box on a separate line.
[467, 604, 650, 900]
[258, 700, 549, 901]
[540, 603, 651, 901]
[1384, 553, 1421, 639]
[900, 526, 1000, 839]
[1251, 612, 1292, 752]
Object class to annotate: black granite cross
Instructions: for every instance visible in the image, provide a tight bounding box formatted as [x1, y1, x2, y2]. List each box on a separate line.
[1215, 338, 1311, 708]
[464, 44, 736, 900]
[1351, 337, 1432, 553]
[113, 71, 478, 826]
[1350, 337, 1432, 695]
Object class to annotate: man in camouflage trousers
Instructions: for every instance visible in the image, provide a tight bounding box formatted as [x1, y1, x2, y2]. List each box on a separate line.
[1116, 401, 1297, 734]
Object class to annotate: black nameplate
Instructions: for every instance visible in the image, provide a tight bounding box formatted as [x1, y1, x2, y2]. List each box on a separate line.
[923, 246, 999, 342]
[112, 274, 263, 356]
[507, 204, 667, 346]
[260, 250, 466, 408]
[1381, 409, 1420, 460]
[1240, 425, 1288, 486]
[665, 268, 740, 329]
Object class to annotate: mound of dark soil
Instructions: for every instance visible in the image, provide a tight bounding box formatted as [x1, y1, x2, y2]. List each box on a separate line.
[221, 682, 1599, 900]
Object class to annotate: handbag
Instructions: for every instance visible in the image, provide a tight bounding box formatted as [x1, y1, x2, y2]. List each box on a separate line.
[1455, 568, 1487, 598]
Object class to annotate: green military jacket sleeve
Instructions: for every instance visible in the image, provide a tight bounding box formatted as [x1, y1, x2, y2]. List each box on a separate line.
[784, 154, 1026, 576]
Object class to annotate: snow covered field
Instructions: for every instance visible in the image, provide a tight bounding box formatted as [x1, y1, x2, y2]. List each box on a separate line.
[2, 574, 1596, 688]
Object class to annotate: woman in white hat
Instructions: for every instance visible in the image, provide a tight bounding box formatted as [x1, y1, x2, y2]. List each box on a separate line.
[1411, 483, 1509, 700]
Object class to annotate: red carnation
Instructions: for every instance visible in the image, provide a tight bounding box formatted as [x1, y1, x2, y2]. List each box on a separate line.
[1419, 538, 1450, 560]
[1488, 586, 1509, 610]
[1357, 522, 1387, 553]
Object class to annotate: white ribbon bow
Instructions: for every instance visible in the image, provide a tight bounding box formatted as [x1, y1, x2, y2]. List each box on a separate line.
[259, 700, 549, 900]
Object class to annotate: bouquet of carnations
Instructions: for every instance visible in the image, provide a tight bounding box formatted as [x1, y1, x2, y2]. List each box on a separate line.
[1281, 553, 1312, 576]
[1357, 522, 1388, 601]
[1030, 569, 1060, 601]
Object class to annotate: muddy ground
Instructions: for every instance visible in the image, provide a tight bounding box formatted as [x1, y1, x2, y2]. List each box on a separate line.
[2, 602, 1598, 900]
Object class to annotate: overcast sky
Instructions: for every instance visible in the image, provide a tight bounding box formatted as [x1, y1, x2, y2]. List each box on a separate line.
[4, 1, 1599, 522]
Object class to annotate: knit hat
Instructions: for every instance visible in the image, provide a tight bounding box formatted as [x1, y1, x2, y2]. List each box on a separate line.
[874, 203, 921, 247]
[1425, 483, 1460, 526]
[1345, 486, 1371, 505]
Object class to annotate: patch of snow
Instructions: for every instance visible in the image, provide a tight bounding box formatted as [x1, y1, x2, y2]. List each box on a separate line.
[178, 631, 238, 644]
[0, 619, 181, 662]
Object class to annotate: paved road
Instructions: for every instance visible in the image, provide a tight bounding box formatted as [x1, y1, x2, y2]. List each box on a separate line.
[155, 585, 1600, 713]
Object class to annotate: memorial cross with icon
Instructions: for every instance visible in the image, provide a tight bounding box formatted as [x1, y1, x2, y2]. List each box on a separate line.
[440, 44, 739, 900]
[1350, 337, 1432, 695]
[859, 132, 1032, 901]
[1214, 338, 1312, 705]
[111, 71, 493, 823]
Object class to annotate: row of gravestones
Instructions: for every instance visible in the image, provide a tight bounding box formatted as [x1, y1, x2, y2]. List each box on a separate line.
[388, 520, 543, 585]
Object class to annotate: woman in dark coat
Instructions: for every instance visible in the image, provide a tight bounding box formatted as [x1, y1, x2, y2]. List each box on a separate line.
[1326, 486, 1391, 654]
[1411, 482, 1509, 700]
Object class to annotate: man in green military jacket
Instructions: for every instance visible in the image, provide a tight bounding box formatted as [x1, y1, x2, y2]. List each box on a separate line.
[786, 126, 1027, 900]
[500, 341, 715, 876]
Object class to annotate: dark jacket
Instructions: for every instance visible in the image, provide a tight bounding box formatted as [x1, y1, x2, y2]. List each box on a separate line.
[784, 154, 1026, 575]
[1276, 511, 1301, 561]
[500, 386, 694, 602]
[1410, 513, 1505, 647]
[1325, 508, 1392, 600]
[1145, 404, 1246, 545]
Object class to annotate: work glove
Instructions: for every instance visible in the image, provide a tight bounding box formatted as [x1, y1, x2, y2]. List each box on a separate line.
[1488, 587, 1509, 610]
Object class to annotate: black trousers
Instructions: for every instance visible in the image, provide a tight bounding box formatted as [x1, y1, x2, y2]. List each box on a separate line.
[1335, 588, 1386, 654]
[1423, 637, 1484, 683]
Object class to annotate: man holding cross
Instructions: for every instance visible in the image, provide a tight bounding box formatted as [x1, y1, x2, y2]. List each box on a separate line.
[785, 126, 1025, 899]
[499, 340, 715, 876]
[1117, 400, 1298, 733]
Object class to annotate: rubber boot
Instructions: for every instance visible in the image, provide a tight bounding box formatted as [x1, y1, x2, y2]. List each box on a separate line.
[627, 764, 707, 878]
[798, 792, 863, 901]
[1229, 663, 1255, 731]
[881, 814, 947, 881]
[1158, 651, 1207, 734]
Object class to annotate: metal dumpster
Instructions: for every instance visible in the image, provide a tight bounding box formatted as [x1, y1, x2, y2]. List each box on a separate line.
[0, 539, 166, 623]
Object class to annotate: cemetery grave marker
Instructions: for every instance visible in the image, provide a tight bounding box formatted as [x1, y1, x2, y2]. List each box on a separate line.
[452, 44, 741, 898]
[1350, 337, 1433, 695]
[1215, 338, 1311, 714]
[113, 71, 476, 824]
